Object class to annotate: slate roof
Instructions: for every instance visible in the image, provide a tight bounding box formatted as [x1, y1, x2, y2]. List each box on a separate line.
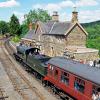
[48, 22, 71, 35]
[23, 30, 35, 40]
[43, 21, 72, 35]
[22, 20, 88, 40]
[22, 30, 38, 40]
[48, 57, 100, 85]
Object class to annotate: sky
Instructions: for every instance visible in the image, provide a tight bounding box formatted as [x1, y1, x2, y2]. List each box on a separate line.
[0, 0, 100, 24]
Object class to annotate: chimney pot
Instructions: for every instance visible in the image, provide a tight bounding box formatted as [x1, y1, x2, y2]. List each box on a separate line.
[52, 11, 59, 22]
[71, 7, 78, 23]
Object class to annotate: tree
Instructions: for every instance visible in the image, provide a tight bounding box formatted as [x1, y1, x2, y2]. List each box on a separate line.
[9, 14, 20, 35]
[20, 24, 28, 37]
[20, 9, 51, 37]
[0, 21, 9, 35]
[83, 20, 100, 56]
[24, 9, 51, 25]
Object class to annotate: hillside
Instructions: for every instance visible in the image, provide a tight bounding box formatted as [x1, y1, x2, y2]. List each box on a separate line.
[82, 21, 100, 55]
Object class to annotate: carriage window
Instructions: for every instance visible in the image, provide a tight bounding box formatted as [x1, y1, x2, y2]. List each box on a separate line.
[54, 69, 58, 79]
[74, 77, 85, 93]
[61, 72, 69, 85]
[49, 65, 54, 75]
[92, 85, 100, 100]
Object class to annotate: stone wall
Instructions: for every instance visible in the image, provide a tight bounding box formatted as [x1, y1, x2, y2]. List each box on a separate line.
[74, 51, 99, 61]
[21, 39, 36, 47]
[41, 35, 66, 56]
[41, 25, 87, 57]
[67, 25, 86, 47]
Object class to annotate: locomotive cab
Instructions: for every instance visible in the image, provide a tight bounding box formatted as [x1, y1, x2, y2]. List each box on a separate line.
[15, 45, 51, 77]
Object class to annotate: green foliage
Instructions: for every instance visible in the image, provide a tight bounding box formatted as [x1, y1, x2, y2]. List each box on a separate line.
[82, 21, 100, 55]
[20, 9, 51, 37]
[24, 9, 51, 25]
[20, 24, 28, 38]
[9, 14, 20, 35]
[11, 35, 21, 43]
[0, 21, 9, 34]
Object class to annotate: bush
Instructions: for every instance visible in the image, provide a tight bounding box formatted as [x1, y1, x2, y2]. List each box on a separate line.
[11, 35, 21, 43]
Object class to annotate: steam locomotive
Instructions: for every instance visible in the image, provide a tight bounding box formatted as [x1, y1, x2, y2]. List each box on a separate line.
[14, 44, 100, 100]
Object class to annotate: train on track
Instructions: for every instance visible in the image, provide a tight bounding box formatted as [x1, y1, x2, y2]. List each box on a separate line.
[13, 44, 100, 100]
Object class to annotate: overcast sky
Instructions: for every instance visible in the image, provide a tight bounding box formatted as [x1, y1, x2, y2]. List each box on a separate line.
[0, 0, 100, 23]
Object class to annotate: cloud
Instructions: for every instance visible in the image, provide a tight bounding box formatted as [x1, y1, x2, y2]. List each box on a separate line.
[59, 12, 71, 22]
[59, 0, 74, 8]
[79, 9, 100, 23]
[33, 0, 74, 14]
[0, 0, 20, 8]
[60, 9, 100, 23]
[76, 0, 98, 7]
[13, 11, 24, 24]
[32, 0, 100, 23]
[33, 0, 99, 13]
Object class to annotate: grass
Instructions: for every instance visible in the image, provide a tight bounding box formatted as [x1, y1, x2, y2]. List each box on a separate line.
[11, 35, 21, 43]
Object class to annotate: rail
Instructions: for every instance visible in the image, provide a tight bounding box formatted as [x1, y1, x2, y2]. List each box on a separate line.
[3, 38, 74, 100]
[0, 38, 45, 100]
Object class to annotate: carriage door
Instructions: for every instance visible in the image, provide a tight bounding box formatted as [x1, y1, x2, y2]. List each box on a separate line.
[54, 68, 59, 80]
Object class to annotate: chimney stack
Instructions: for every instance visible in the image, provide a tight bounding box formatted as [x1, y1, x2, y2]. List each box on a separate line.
[71, 7, 78, 23]
[29, 22, 32, 31]
[52, 11, 59, 22]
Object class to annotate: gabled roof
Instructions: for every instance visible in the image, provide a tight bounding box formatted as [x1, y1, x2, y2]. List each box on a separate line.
[22, 30, 37, 41]
[35, 21, 88, 36]
[22, 30, 34, 40]
[35, 21, 55, 33]
[37, 21, 72, 35]
[22, 21, 88, 40]
[65, 22, 88, 36]
[46, 22, 72, 35]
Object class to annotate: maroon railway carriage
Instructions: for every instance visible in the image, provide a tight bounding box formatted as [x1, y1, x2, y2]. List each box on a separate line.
[43, 57, 100, 100]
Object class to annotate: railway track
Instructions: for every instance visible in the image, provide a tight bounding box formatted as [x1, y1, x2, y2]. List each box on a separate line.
[2, 38, 73, 100]
[0, 38, 45, 100]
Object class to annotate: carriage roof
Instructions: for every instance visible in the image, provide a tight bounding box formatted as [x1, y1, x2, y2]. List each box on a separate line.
[48, 57, 100, 85]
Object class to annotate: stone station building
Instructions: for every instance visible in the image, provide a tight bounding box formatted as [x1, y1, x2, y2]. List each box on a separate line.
[22, 9, 99, 62]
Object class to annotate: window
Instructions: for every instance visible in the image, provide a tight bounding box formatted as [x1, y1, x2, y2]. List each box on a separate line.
[61, 72, 69, 85]
[49, 65, 54, 75]
[74, 77, 85, 93]
[54, 69, 58, 79]
[92, 85, 100, 94]
[92, 85, 100, 100]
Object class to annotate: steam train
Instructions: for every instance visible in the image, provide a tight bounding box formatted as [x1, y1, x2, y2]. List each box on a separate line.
[14, 44, 100, 100]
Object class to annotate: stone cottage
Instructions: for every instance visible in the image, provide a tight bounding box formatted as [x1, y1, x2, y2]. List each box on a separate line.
[22, 9, 99, 62]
